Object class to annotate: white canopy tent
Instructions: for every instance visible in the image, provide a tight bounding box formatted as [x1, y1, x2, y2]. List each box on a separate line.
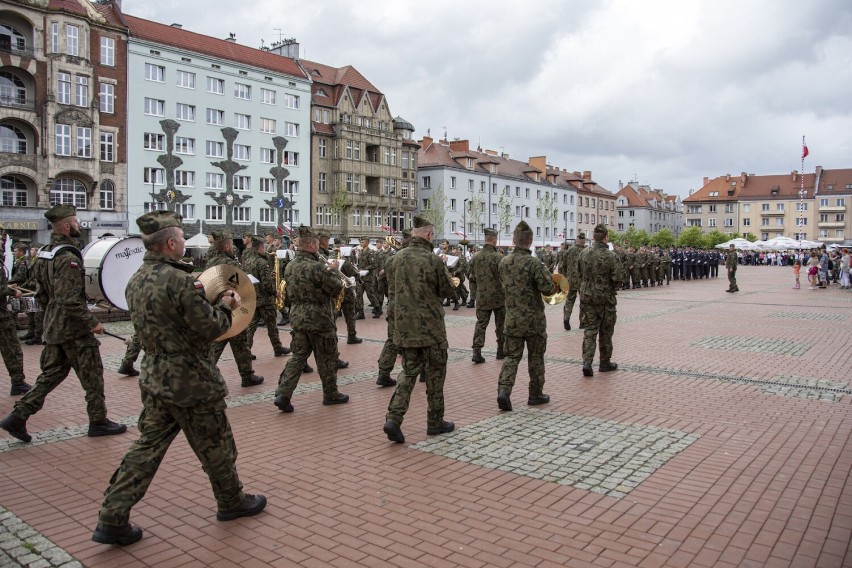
[184, 233, 211, 249]
[715, 238, 758, 250]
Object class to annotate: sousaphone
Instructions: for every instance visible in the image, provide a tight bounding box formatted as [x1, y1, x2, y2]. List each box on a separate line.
[197, 264, 256, 340]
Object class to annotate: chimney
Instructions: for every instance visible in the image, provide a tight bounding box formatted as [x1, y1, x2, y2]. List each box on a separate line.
[170, 23, 182, 29]
[618, 180, 623, 190]
[725, 174, 731, 182]
[792, 170, 798, 181]
[420, 136, 433, 147]
[448, 139, 469, 152]
[703, 177, 709, 186]
[484, 149, 497, 156]
[225, 33, 236, 43]
[528, 156, 546, 174]
[740, 172, 747, 186]
[582, 171, 592, 181]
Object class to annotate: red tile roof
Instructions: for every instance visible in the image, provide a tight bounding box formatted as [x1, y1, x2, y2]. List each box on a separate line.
[300, 59, 383, 110]
[684, 171, 821, 202]
[123, 15, 307, 80]
[616, 184, 676, 209]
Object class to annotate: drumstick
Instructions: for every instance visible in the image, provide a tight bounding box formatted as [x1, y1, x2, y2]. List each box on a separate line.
[101, 330, 129, 343]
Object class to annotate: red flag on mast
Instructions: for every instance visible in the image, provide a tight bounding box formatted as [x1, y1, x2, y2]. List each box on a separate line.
[802, 143, 809, 159]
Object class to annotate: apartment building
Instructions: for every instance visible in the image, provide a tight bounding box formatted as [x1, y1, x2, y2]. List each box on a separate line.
[417, 138, 579, 245]
[1, 0, 128, 243]
[615, 181, 683, 236]
[124, 16, 311, 236]
[566, 170, 616, 239]
[301, 58, 418, 239]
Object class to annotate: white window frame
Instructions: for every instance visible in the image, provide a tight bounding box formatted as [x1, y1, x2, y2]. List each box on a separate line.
[99, 82, 114, 114]
[100, 36, 115, 66]
[284, 122, 299, 137]
[234, 113, 251, 130]
[283, 93, 299, 109]
[145, 63, 165, 83]
[174, 136, 195, 155]
[74, 75, 88, 107]
[55, 124, 71, 155]
[99, 132, 114, 162]
[234, 83, 251, 100]
[260, 117, 276, 134]
[206, 108, 224, 125]
[233, 144, 250, 161]
[205, 172, 224, 189]
[176, 70, 196, 89]
[145, 97, 165, 116]
[76, 126, 92, 158]
[207, 76, 225, 95]
[206, 141, 224, 158]
[176, 102, 196, 122]
[144, 133, 164, 151]
[57, 72, 71, 104]
[66, 24, 78, 56]
[260, 88, 276, 104]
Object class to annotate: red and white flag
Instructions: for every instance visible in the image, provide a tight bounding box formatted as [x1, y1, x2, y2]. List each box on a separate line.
[802, 140, 809, 160]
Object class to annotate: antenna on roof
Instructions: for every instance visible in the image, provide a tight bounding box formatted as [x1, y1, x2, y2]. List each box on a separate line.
[443, 126, 447, 139]
[273, 28, 284, 42]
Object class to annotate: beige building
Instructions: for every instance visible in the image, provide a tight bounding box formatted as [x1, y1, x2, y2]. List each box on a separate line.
[567, 171, 617, 237]
[301, 59, 418, 240]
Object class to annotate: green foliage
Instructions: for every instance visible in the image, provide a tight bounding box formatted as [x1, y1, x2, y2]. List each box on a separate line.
[677, 226, 706, 248]
[704, 230, 731, 248]
[422, 184, 447, 238]
[648, 227, 676, 248]
[742, 232, 758, 242]
[621, 226, 650, 249]
[608, 231, 626, 247]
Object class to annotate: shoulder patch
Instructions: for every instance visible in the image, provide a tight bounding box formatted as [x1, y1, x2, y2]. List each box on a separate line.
[194, 281, 204, 290]
[69, 261, 79, 268]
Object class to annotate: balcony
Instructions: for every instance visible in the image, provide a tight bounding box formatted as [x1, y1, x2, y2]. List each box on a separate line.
[0, 95, 36, 111]
[817, 221, 845, 229]
[760, 211, 785, 216]
[818, 205, 845, 213]
[0, 44, 36, 59]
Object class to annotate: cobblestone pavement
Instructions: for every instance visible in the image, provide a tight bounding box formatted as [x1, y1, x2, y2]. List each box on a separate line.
[1, 266, 850, 567]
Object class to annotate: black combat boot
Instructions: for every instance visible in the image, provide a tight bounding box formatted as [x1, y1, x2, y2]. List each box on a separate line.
[582, 362, 594, 377]
[471, 348, 485, 364]
[383, 419, 405, 443]
[347, 335, 363, 344]
[92, 523, 144, 546]
[117, 362, 140, 377]
[323, 392, 349, 405]
[337, 359, 349, 369]
[528, 393, 550, 405]
[426, 421, 455, 436]
[9, 382, 32, 396]
[466, 300, 475, 308]
[88, 419, 128, 437]
[497, 390, 512, 411]
[241, 374, 264, 387]
[563, 319, 571, 330]
[274, 395, 294, 412]
[376, 371, 397, 387]
[452, 302, 460, 310]
[274, 345, 292, 356]
[216, 494, 267, 521]
[599, 361, 618, 372]
[0, 413, 31, 443]
[495, 345, 505, 360]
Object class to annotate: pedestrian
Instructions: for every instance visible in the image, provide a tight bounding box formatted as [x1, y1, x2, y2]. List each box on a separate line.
[468, 228, 505, 364]
[578, 224, 626, 377]
[383, 215, 457, 444]
[807, 252, 820, 289]
[793, 260, 801, 289]
[244, 236, 291, 358]
[0, 204, 126, 443]
[375, 229, 411, 387]
[725, 243, 739, 293]
[495, 221, 558, 411]
[1, 267, 30, 395]
[557, 232, 585, 330]
[92, 210, 266, 547]
[840, 249, 850, 290]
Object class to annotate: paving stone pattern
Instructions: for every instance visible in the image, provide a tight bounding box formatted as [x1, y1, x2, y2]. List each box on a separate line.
[769, 311, 849, 321]
[0, 507, 80, 568]
[413, 408, 700, 499]
[691, 335, 813, 356]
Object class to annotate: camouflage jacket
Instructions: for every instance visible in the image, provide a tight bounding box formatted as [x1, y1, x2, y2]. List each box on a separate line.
[0, 270, 15, 320]
[383, 250, 402, 318]
[240, 247, 255, 268]
[244, 251, 276, 308]
[36, 233, 100, 344]
[557, 244, 585, 286]
[578, 242, 626, 306]
[542, 252, 556, 272]
[500, 246, 556, 337]
[725, 251, 737, 271]
[284, 250, 343, 336]
[358, 247, 379, 275]
[391, 237, 456, 348]
[469, 243, 504, 310]
[10, 256, 29, 286]
[127, 251, 233, 407]
[450, 253, 468, 282]
[204, 249, 240, 270]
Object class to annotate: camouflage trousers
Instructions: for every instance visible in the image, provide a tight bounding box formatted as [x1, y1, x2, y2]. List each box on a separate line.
[498, 333, 546, 398]
[582, 304, 617, 364]
[562, 290, 582, 325]
[354, 282, 365, 315]
[120, 333, 142, 368]
[630, 269, 641, 287]
[377, 310, 399, 375]
[98, 393, 243, 526]
[26, 310, 44, 338]
[0, 316, 26, 386]
[386, 343, 447, 428]
[276, 330, 339, 398]
[362, 275, 381, 310]
[339, 289, 357, 337]
[246, 304, 284, 351]
[210, 330, 254, 381]
[14, 335, 106, 422]
[471, 306, 505, 351]
[727, 270, 739, 291]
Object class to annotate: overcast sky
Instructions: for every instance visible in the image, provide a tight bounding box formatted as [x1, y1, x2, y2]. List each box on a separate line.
[123, 0, 852, 198]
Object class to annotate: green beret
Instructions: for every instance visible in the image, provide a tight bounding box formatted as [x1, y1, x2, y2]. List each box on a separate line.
[577, 232, 586, 240]
[297, 225, 317, 239]
[316, 228, 331, 239]
[401, 228, 412, 239]
[44, 204, 77, 223]
[413, 215, 434, 228]
[515, 220, 532, 232]
[136, 210, 183, 235]
[593, 224, 608, 235]
[210, 230, 233, 242]
[483, 228, 498, 238]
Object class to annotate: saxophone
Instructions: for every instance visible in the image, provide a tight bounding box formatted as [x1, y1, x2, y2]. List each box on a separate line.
[274, 253, 286, 310]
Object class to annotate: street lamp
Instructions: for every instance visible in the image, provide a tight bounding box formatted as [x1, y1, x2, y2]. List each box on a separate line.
[463, 198, 468, 242]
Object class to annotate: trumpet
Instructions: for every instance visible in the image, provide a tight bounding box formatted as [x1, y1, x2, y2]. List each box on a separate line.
[385, 235, 403, 251]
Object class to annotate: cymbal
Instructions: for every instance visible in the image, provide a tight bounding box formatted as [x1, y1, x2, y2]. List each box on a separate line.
[197, 264, 257, 340]
[543, 273, 570, 305]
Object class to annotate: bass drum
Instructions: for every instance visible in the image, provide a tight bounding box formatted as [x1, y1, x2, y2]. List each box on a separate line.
[82, 236, 145, 311]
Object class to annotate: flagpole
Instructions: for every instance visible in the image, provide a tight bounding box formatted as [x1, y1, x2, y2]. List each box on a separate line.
[798, 136, 806, 251]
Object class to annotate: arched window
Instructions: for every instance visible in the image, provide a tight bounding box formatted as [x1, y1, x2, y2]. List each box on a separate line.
[0, 24, 27, 52]
[99, 179, 115, 209]
[50, 178, 87, 208]
[1, 175, 28, 206]
[0, 124, 26, 153]
[0, 71, 27, 106]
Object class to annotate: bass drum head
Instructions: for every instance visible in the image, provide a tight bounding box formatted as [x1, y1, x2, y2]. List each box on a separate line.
[82, 236, 145, 310]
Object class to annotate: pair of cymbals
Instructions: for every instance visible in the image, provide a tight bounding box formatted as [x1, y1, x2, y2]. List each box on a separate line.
[196, 264, 257, 340]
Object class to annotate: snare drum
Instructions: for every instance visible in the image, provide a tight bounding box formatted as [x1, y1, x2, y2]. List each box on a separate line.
[20, 297, 38, 312]
[82, 236, 145, 311]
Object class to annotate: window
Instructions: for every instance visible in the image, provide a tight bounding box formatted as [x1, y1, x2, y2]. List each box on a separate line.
[259, 178, 274, 193]
[283, 93, 299, 109]
[450, 177, 456, 189]
[837, 198, 846, 207]
[836, 214, 846, 222]
[206, 108, 224, 125]
[233, 144, 250, 161]
[99, 132, 114, 162]
[708, 204, 717, 213]
[174, 170, 195, 187]
[175, 203, 195, 219]
[260, 117, 276, 133]
[776, 217, 784, 226]
[401, 181, 410, 199]
[353, 208, 361, 226]
[144, 133, 164, 151]
[708, 218, 717, 227]
[99, 180, 114, 209]
[50, 23, 59, 53]
[796, 202, 808, 211]
[468, 179, 474, 191]
[206, 140, 224, 157]
[743, 203, 751, 212]
[796, 218, 808, 226]
[318, 139, 327, 158]
[234, 175, 250, 191]
[283, 151, 298, 166]
[318, 172, 327, 192]
[206, 205, 224, 221]
[174, 136, 195, 154]
[687, 219, 702, 227]
[74, 75, 88, 107]
[820, 198, 829, 206]
[145, 97, 165, 116]
[234, 113, 251, 130]
[0, 71, 26, 106]
[284, 122, 299, 137]
[1, 176, 29, 207]
[761, 218, 769, 227]
[743, 218, 751, 226]
[234, 83, 251, 100]
[0, 124, 27, 154]
[259, 208, 276, 223]
[176, 103, 195, 121]
[66, 24, 78, 56]
[176, 70, 196, 89]
[762, 203, 770, 211]
[261, 88, 276, 104]
[260, 148, 275, 163]
[725, 203, 734, 213]
[99, 82, 114, 113]
[100, 36, 115, 66]
[143, 167, 164, 184]
[50, 178, 86, 208]
[776, 203, 785, 211]
[55, 124, 71, 155]
[205, 173, 224, 189]
[286, 180, 299, 195]
[145, 63, 165, 82]
[207, 77, 224, 94]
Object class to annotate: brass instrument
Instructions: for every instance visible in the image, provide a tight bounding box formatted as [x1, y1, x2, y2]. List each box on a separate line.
[385, 235, 403, 251]
[328, 252, 354, 313]
[542, 273, 569, 305]
[450, 277, 461, 288]
[274, 252, 287, 310]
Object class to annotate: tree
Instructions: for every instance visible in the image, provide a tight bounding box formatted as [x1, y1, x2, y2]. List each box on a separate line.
[328, 178, 353, 239]
[608, 230, 626, 247]
[497, 193, 515, 241]
[743, 232, 758, 242]
[536, 192, 559, 245]
[704, 229, 731, 249]
[648, 227, 676, 248]
[421, 184, 447, 239]
[677, 226, 705, 248]
[621, 226, 647, 249]
[467, 190, 486, 243]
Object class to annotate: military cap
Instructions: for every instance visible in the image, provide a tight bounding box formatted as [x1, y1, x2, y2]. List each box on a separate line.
[297, 225, 317, 239]
[210, 229, 233, 242]
[413, 215, 434, 228]
[593, 224, 608, 235]
[136, 210, 183, 235]
[515, 220, 531, 232]
[333, 237, 344, 245]
[401, 228, 412, 239]
[29, 242, 43, 248]
[44, 204, 77, 223]
[483, 228, 498, 237]
[13, 242, 29, 252]
[251, 235, 264, 247]
[316, 228, 331, 239]
[577, 232, 586, 240]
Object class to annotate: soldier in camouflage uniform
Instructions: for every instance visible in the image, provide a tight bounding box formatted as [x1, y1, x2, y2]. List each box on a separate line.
[542, 244, 556, 273]
[375, 229, 412, 387]
[627, 247, 640, 289]
[578, 224, 626, 377]
[244, 237, 291, 357]
[9, 243, 29, 334]
[0, 205, 126, 444]
[92, 211, 266, 547]
[117, 332, 142, 377]
[383, 216, 456, 444]
[660, 250, 671, 285]
[23, 243, 45, 344]
[1, 266, 30, 395]
[449, 246, 469, 310]
[357, 237, 382, 318]
[496, 221, 558, 411]
[469, 228, 505, 364]
[648, 250, 659, 287]
[557, 232, 585, 330]
[206, 232, 264, 387]
[725, 244, 739, 292]
[332, 237, 363, 343]
[273, 226, 349, 413]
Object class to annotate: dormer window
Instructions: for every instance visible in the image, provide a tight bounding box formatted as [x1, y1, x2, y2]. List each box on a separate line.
[709, 191, 718, 197]
[467, 158, 474, 168]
